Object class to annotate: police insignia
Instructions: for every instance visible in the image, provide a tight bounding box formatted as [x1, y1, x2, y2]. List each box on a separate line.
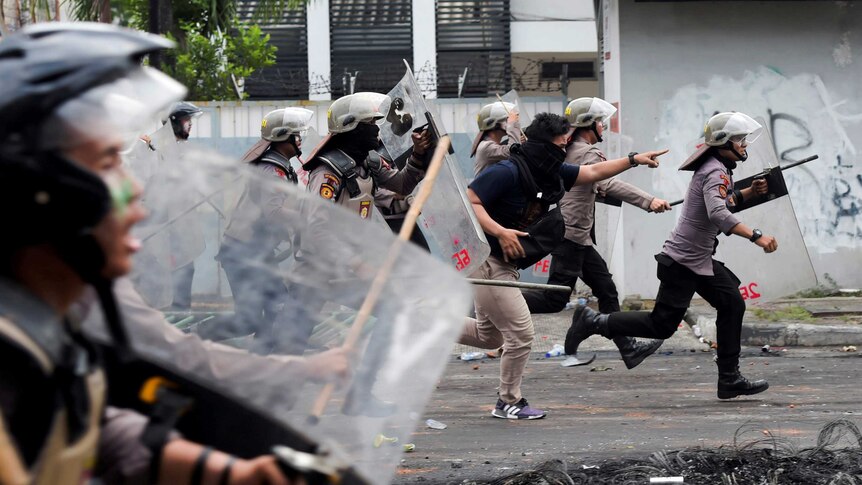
[719, 174, 731, 187]
[323, 173, 340, 186]
[718, 185, 728, 199]
[320, 183, 336, 200]
[359, 200, 371, 219]
[274, 167, 286, 179]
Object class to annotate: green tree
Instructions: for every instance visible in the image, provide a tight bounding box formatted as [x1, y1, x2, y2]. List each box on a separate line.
[164, 22, 276, 100]
[65, 0, 308, 100]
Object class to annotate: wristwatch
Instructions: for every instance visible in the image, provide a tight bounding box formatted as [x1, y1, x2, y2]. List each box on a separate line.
[749, 229, 763, 242]
[627, 152, 639, 167]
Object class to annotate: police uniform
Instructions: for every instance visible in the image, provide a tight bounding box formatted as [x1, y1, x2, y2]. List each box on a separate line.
[0, 277, 163, 484]
[218, 147, 300, 345]
[472, 120, 524, 175]
[523, 140, 655, 315]
[305, 146, 424, 221]
[589, 154, 748, 372]
[267, 145, 426, 356]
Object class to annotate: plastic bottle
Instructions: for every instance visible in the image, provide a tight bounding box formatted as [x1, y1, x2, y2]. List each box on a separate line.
[460, 351, 485, 361]
[425, 419, 447, 430]
[545, 343, 565, 358]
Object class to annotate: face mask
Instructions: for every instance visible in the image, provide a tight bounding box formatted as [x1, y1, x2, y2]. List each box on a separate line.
[351, 122, 381, 152]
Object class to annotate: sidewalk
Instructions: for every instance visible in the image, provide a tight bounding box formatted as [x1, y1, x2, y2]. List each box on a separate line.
[685, 296, 862, 347]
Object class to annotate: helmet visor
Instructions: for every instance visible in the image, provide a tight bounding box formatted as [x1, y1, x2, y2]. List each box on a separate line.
[588, 98, 618, 127]
[44, 66, 186, 153]
[724, 112, 763, 146]
[281, 107, 314, 137]
[350, 92, 392, 126]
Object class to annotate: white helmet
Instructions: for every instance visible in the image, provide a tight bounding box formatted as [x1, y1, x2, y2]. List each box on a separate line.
[262, 107, 314, 142]
[564, 97, 617, 128]
[326, 92, 391, 134]
[476, 101, 515, 131]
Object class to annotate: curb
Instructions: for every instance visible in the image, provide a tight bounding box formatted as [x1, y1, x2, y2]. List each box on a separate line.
[683, 309, 862, 347]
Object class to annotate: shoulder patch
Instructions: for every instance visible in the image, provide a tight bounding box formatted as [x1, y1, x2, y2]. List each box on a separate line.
[320, 183, 336, 200]
[719, 174, 731, 187]
[323, 173, 340, 186]
[359, 200, 371, 219]
[718, 185, 728, 199]
[273, 167, 287, 179]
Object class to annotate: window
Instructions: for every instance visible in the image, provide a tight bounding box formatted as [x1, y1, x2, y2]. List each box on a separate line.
[540, 61, 596, 80]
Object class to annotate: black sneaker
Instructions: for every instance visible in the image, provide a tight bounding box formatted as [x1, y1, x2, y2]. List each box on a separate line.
[491, 398, 547, 420]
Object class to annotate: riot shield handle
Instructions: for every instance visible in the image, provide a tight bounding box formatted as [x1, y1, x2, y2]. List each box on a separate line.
[272, 445, 344, 485]
[307, 136, 452, 423]
[669, 154, 819, 207]
[424, 111, 455, 155]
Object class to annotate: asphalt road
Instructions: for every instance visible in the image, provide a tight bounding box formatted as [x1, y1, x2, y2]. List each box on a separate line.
[397, 323, 862, 484]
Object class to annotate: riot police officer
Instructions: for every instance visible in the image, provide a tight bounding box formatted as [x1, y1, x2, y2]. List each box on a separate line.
[0, 22, 291, 484]
[566, 112, 776, 399]
[522, 97, 669, 368]
[471, 101, 525, 174]
[218, 108, 314, 344]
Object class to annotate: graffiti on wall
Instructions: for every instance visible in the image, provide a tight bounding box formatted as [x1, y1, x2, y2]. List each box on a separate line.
[655, 67, 862, 252]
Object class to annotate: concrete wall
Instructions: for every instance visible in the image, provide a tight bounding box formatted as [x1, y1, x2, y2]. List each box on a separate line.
[613, 0, 862, 297]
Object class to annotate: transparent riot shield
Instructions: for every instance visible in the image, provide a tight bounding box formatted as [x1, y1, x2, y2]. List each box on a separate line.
[380, 62, 490, 275]
[126, 123, 207, 308]
[593, 131, 633, 264]
[86, 145, 472, 485]
[294, 126, 323, 187]
[500, 89, 533, 127]
[713, 122, 817, 301]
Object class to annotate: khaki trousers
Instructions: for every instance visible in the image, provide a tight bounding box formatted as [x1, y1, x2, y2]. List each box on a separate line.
[459, 255, 535, 404]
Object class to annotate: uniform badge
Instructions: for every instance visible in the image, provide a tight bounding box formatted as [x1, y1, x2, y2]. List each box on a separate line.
[718, 185, 728, 199]
[323, 173, 340, 185]
[719, 174, 731, 187]
[273, 167, 287, 179]
[359, 200, 371, 219]
[320, 183, 336, 200]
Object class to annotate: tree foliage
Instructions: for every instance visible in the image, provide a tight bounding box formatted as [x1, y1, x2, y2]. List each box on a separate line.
[64, 0, 290, 100]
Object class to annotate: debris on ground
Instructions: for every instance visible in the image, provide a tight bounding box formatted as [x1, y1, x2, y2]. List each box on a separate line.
[843, 345, 857, 352]
[589, 366, 613, 372]
[425, 419, 447, 430]
[462, 420, 862, 484]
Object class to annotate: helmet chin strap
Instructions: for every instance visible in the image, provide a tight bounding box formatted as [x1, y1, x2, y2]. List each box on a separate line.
[591, 122, 603, 143]
[287, 135, 301, 157]
[728, 143, 748, 162]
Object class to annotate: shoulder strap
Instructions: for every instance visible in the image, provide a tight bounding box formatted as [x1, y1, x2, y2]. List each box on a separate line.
[507, 152, 540, 200]
[317, 149, 362, 198]
[257, 150, 298, 184]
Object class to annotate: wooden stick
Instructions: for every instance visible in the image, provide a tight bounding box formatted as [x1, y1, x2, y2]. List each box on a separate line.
[495, 93, 512, 116]
[308, 136, 452, 423]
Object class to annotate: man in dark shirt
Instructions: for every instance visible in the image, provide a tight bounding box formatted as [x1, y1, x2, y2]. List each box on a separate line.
[461, 112, 666, 420]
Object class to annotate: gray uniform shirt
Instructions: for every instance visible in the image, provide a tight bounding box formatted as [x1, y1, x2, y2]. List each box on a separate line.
[561, 141, 654, 246]
[662, 156, 741, 276]
[473, 121, 524, 175]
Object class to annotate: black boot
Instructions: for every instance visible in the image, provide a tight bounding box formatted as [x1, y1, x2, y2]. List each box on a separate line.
[717, 362, 769, 399]
[615, 337, 663, 369]
[564, 305, 609, 355]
